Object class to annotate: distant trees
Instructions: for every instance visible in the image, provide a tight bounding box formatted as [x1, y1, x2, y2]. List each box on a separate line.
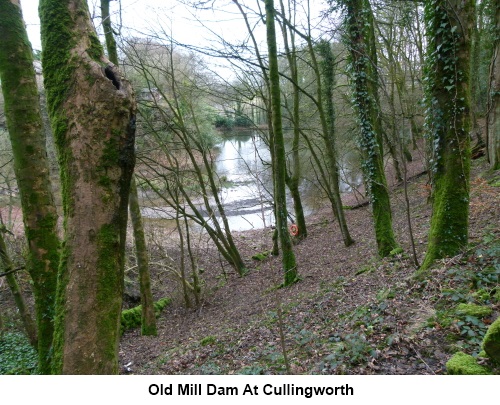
[124, 39, 247, 277]
[40, 0, 136, 373]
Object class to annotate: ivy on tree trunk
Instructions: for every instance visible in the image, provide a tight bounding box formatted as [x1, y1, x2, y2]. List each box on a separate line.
[341, 0, 398, 257]
[421, 0, 474, 269]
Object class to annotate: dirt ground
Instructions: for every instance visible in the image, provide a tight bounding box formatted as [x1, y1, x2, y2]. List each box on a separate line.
[118, 154, 500, 375]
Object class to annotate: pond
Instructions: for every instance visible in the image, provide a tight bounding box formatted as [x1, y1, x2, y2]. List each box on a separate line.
[141, 129, 362, 232]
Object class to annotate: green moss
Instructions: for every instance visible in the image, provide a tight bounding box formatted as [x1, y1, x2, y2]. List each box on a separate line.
[200, 336, 217, 346]
[120, 297, 171, 335]
[455, 303, 492, 318]
[355, 265, 374, 276]
[446, 351, 491, 375]
[87, 31, 103, 62]
[252, 250, 271, 261]
[389, 247, 404, 257]
[0, 0, 61, 374]
[420, 0, 472, 270]
[494, 289, 500, 303]
[482, 316, 500, 363]
[472, 289, 492, 303]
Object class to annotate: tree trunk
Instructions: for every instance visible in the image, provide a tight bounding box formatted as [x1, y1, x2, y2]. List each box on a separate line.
[316, 40, 355, 247]
[129, 177, 157, 335]
[0, 0, 60, 374]
[40, 0, 136, 374]
[421, 0, 473, 269]
[0, 230, 38, 347]
[343, 0, 398, 257]
[279, 0, 307, 240]
[101, 0, 158, 335]
[487, 1, 500, 170]
[265, 0, 298, 286]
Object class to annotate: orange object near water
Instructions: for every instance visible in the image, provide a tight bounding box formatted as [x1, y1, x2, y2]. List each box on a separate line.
[289, 224, 299, 236]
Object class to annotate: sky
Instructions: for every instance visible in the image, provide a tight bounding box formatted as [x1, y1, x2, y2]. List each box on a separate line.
[21, 0, 265, 51]
[21, 0, 328, 51]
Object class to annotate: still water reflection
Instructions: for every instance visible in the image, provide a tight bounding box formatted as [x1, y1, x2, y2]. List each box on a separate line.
[141, 130, 362, 231]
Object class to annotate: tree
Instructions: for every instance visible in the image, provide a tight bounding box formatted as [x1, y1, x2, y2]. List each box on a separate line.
[316, 40, 355, 247]
[486, 0, 499, 170]
[40, 0, 136, 374]
[100, 0, 158, 335]
[420, 0, 474, 269]
[0, 0, 60, 373]
[340, 0, 399, 257]
[0, 227, 38, 348]
[124, 39, 247, 277]
[265, 0, 298, 286]
[278, 0, 308, 239]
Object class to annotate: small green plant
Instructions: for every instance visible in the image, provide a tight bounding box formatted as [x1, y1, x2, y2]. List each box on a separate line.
[0, 332, 38, 375]
[200, 336, 217, 346]
[238, 365, 265, 375]
[355, 265, 374, 276]
[252, 250, 271, 261]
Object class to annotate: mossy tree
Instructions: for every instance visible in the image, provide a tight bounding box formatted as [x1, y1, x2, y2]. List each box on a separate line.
[40, 0, 136, 373]
[0, 0, 60, 374]
[265, 0, 298, 286]
[100, 0, 157, 336]
[340, 0, 399, 257]
[316, 39, 355, 247]
[420, 0, 474, 270]
[277, 0, 307, 240]
[486, 0, 499, 170]
[0, 228, 38, 348]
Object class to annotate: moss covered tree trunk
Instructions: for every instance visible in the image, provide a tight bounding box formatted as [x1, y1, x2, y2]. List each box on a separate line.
[487, 1, 500, 170]
[316, 40, 354, 247]
[420, 0, 473, 269]
[0, 229, 38, 347]
[101, 0, 157, 335]
[0, 0, 60, 374]
[40, 0, 136, 374]
[265, 0, 298, 286]
[129, 177, 157, 335]
[342, 0, 398, 257]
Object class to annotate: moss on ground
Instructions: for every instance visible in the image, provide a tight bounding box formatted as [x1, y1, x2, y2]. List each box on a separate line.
[446, 351, 491, 375]
[121, 297, 171, 335]
[482, 317, 500, 364]
[455, 303, 493, 318]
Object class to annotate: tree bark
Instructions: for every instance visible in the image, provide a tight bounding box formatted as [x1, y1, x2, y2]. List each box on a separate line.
[129, 177, 157, 334]
[278, 0, 307, 240]
[316, 40, 355, 247]
[0, 229, 38, 347]
[343, 0, 398, 257]
[100, 0, 157, 335]
[265, 0, 298, 286]
[0, 0, 60, 374]
[487, 1, 500, 170]
[40, 0, 136, 374]
[421, 0, 473, 269]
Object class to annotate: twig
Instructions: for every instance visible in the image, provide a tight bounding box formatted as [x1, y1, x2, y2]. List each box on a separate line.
[0, 266, 25, 278]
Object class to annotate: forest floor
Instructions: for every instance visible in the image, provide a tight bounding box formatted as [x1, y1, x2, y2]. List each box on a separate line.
[0, 154, 499, 375]
[118, 155, 500, 375]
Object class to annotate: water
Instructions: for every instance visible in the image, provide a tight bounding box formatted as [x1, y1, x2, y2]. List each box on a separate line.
[213, 131, 274, 231]
[140, 129, 362, 231]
